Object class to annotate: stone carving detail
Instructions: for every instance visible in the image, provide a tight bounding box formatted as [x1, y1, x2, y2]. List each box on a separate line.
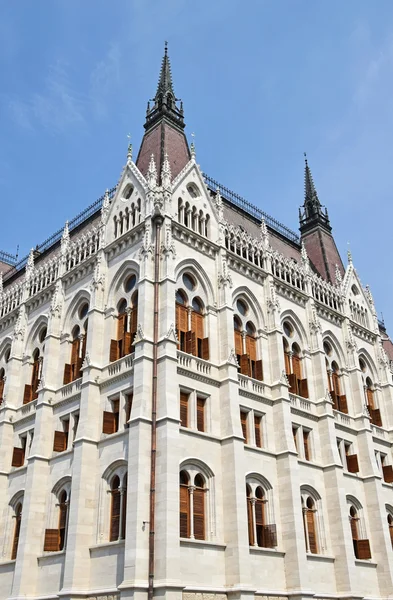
[335, 264, 342, 286]
[227, 348, 238, 366]
[281, 370, 290, 386]
[309, 307, 322, 334]
[13, 307, 26, 341]
[161, 222, 176, 258]
[165, 323, 178, 343]
[218, 257, 233, 289]
[133, 324, 145, 344]
[50, 280, 63, 318]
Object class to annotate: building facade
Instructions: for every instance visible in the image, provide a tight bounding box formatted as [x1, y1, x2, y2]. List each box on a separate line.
[1, 46, 393, 600]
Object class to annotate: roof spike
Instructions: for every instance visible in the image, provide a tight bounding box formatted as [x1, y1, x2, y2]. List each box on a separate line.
[190, 132, 196, 159]
[161, 151, 172, 188]
[156, 41, 175, 103]
[147, 154, 158, 188]
[304, 153, 320, 207]
[127, 134, 133, 164]
[62, 220, 70, 242]
[335, 264, 342, 285]
[0, 271, 3, 295]
[347, 246, 353, 265]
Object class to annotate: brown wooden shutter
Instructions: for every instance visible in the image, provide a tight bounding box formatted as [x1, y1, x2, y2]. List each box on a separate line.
[350, 516, 359, 540]
[177, 304, 188, 333]
[11, 514, 21, 560]
[53, 431, 67, 452]
[240, 411, 248, 442]
[130, 308, 138, 335]
[383, 465, 393, 483]
[63, 364, 72, 385]
[347, 454, 359, 473]
[389, 523, 393, 549]
[193, 487, 205, 540]
[330, 390, 338, 410]
[31, 360, 40, 396]
[11, 447, 24, 468]
[255, 360, 263, 381]
[124, 331, 132, 355]
[371, 408, 382, 427]
[110, 490, 121, 541]
[201, 338, 209, 361]
[292, 355, 302, 379]
[109, 339, 119, 363]
[23, 384, 32, 405]
[288, 373, 297, 395]
[197, 397, 205, 432]
[247, 497, 254, 545]
[307, 510, 318, 553]
[43, 529, 60, 552]
[262, 523, 277, 548]
[254, 415, 262, 448]
[192, 312, 204, 340]
[332, 372, 341, 396]
[255, 498, 264, 546]
[284, 350, 291, 376]
[102, 411, 117, 434]
[180, 484, 189, 538]
[303, 430, 310, 461]
[185, 331, 196, 355]
[356, 539, 372, 560]
[338, 395, 348, 414]
[298, 378, 309, 398]
[366, 387, 374, 409]
[117, 313, 127, 340]
[246, 336, 257, 361]
[234, 330, 243, 357]
[121, 484, 127, 539]
[0, 378, 4, 401]
[180, 393, 188, 427]
[240, 354, 250, 377]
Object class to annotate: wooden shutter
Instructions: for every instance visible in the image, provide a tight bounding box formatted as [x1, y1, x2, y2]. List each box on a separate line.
[292, 355, 302, 380]
[102, 411, 117, 434]
[130, 308, 138, 335]
[332, 372, 341, 396]
[247, 497, 254, 545]
[307, 510, 318, 554]
[240, 411, 248, 442]
[303, 430, 310, 461]
[193, 487, 205, 540]
[53, 431, 67, 452]
[192, 312, 204, 340]
[23, 384, 32, 405]
[11, 514, 21, 560]
[63, 364, 72, 385]
[284, 350, 291, 375]
[110, 490, 121, 541]
[262, 523, 277, 548]
[371, 408, 382, 427]
[298, 378, 309, 399]
[176, 304, 188, 333]
[201, 337, 209, 361]
[71, 338, 80, 368]
[109, 339, 119, 362]
[0, 378, 5, 400]
[246, 336, 257, 361]
[356, 539, 372, 560]
[234, 330, 243, 357]
[288, 373, 297, 395]
[117, 313, 127, 340]
[338, 395, 348, 414]
[31, 360, 40, 395]
[383, 465, 393, 483]
[254, 415, 262, 448]
[347, 454, 359, 473]
[59, 502, 67, 531]
[255, 360, 263, 381]
[179, 484, 189, 538]
[330, 390, 338, 410]
[180, 393, 188, 427]
[43, 529, 60, 552]
[255, 498, 264, 546]
[350, 516, 359, 540]
[185, 331, 196, 355]
[240, 354, 250, 377]
[197, 397, 205, 432]
[77, 357, 83, 379]
[366, 387, 374, 409]
[124, 332, 132, 355]
[11, 447, 24, 468]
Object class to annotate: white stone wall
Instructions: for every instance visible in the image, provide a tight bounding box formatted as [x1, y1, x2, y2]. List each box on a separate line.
[0, 156, 392, 600]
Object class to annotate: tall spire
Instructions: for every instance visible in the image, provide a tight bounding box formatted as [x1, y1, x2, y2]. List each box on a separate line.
[136, 44, 190, 183]
[300, 155, 331, 232]
[299, 155, 344, 284]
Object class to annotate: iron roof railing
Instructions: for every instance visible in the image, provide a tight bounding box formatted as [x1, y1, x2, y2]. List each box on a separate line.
[0, 250, 18, 267]
[203, 174, 300, 244]
[3, 186, 117, 280]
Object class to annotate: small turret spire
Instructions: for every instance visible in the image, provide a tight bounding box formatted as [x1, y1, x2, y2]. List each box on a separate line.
[299, 154, 331, 232]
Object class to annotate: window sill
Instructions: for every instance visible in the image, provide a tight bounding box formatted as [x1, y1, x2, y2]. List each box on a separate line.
[354, 559, 377, 568]
[343, 471, 360, 479]
[100, 429, 127, 442]
[10, 464, 27, 473]
[244, 444, 275, 458]
[0, 559, 16, 567]
[306, 553, 335, 563]
[37, 550, 65, 564]
[180, 538, 226, 550]
[249, 546, 285, 557]
[180, 426, 221, 443]
[52, 448, 73, 459]
[89, 539, 125, 554]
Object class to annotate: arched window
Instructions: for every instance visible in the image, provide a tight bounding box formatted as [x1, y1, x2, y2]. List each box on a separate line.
[109, 275, 138, 362]
[233, 298, 263, 381]
[388, 512, 393, 549]
[246, 477, 277, 548]
[301, 487, 326, 555]
[175, 273, 209, 360]
[347, 498, 371, 559]
[179, 470, 207, 540]
[324, 340, 348, 413]
[282, 320, 308, 398]
[359, 356, 382, 426]
[44, 486, 70, 552]
[109, 473, 127, 542]
[11, 502, 22, 560]
[24, 348, 41, 404]
[63, 300, 89, 384]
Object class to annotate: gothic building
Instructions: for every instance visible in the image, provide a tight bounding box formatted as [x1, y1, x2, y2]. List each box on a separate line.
[1, 45, 393, 600]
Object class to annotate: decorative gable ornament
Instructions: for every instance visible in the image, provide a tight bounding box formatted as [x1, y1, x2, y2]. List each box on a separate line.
[13, 306, 26, 341]
[161, 152, 172, 190]
[218, 257, 233, 289]
[227, 348, 239, 366]
[147, 154, 158, 190]
[164, 323, 178, 343]
[50, 280, 63, 318]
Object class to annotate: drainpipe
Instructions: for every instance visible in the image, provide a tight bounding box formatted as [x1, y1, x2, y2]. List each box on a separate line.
[148, 214, 163, 600]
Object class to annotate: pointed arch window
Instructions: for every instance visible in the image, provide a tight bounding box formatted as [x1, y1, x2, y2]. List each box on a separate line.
[11, 502, 22, 560]
[179, 470, 206, 540]
[365, 376, 382, 427]
[302, 496, 318, 554]
[349, 502, 371, 559]
[388, 513, 393, 549]
[110, 276, 138, 362]
[324, 341, 348, 413]
[44, 487, 70, 552]
[246, 479, 277, 548]
[233, 300, 263, 381]
[175, 278, 209, 360]
[282, 322, 308, 398]
[24, 348, 42, 404]
[0, 367, 5, 404]
[110, 473, 127, 541]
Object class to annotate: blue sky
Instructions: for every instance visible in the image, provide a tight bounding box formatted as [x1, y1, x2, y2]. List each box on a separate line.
[1, 1, 393, 329]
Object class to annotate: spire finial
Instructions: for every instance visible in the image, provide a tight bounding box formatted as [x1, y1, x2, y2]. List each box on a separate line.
[147, 154, 158, 188]
[190, 132, 196, 159]
[347, 242, 352, 264]
[127, 133, 132, 164]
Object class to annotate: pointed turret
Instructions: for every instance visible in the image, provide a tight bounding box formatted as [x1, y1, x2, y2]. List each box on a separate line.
[136, 43, 191, 183]
[299, 156, 344, 283]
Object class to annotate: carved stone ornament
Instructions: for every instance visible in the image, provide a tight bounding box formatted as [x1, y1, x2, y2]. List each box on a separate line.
[378, 339, 389, 368]
[227, 348, 238, 366]
[82, 352, 91, 368]
[91, 255, 105, 292]
[345, 325, 357, 352]
[13, 307, 26, 341]
[0, 271, 3, 296]
[335, 264, 342, 286]
[281, 370, 290, 386]
[100, 190, 111, 225]
[325, 389, 333, 404]
[147, 154, 157, 190]
[218, 257, 233, 289]
[165, 323, 178, 343]
[37, 376, 45, 391]
[50, 280, 63, 318]
[161, 222, 176, 258]
[133, 324, 145, 344]
[267, 281, 280, 313]
[309, 307, 322, 334]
